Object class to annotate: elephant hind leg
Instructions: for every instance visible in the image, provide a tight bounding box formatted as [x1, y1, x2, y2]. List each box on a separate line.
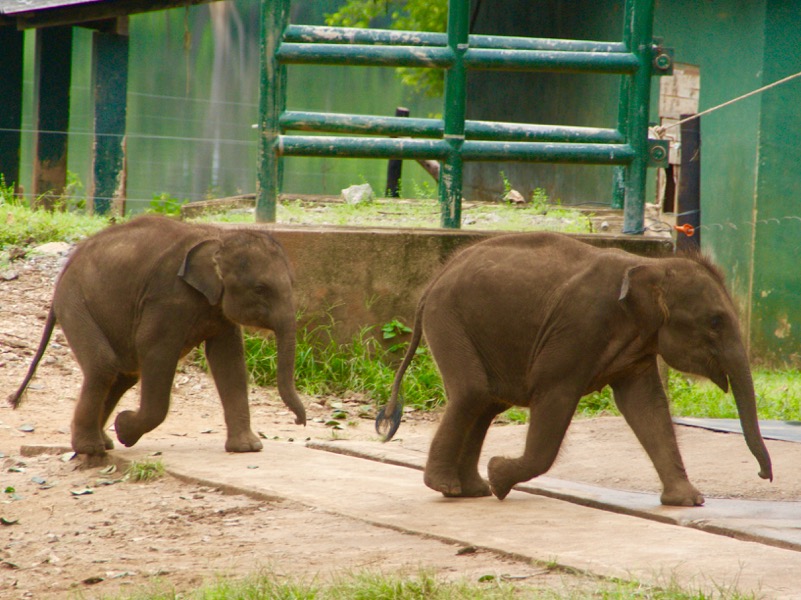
[64, 321, 121, 456]
[424, 380, 497, 497]
[450, 402, 507, 497]
[72, 369, 118, 456]
[488, 389, 579, 500]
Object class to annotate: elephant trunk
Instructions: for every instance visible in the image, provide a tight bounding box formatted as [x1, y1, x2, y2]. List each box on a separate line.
[274, 323, 306, 426]
[726, 347, 772, 481]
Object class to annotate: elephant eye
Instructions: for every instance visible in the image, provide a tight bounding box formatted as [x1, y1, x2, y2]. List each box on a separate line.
[254, 283, 273, 296]
[710, 314, 724, 330]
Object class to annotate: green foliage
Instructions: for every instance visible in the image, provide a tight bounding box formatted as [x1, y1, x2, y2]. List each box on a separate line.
[0, 174, 19, 206]
[325, 0, 448, 97]
[104, 568, 758, 599]
[195, 197, 593, 234]
[493, 366, 801, 425]
[499, 170, 513, 200]
[381, 318, 414, 352]
[0, 192, 110, 250]
[148, 192, 188, 215]
[240, 317, 443, 411]
[668, 369, 801, 420]
[125, 459, 166, 483]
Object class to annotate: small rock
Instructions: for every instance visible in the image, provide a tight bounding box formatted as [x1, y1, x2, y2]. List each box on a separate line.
[341, 183, 375, 205]
[31, 242, 72, 256]
[504, 189, 526, 204]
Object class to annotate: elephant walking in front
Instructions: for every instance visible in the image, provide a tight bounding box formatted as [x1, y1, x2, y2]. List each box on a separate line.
[9, 215, 306, 456]
[377, 232, 772, 506]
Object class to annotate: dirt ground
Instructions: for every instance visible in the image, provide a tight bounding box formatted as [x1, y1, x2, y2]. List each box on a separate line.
[1, 245, 799, 599]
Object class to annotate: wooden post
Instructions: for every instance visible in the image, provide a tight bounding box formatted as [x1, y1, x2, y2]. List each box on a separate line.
[32, 26, 73, 210]
[0, 28, 24, 194]
[677, 114, 701, 251]
[90, 19, 130, 216]
[385, 106, 409, 197]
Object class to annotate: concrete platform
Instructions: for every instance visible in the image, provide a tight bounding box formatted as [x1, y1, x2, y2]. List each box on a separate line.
[99, 437, 801, 599]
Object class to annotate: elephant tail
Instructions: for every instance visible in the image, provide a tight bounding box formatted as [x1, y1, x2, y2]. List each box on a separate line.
[375, 290, 429, 443]
[7, 306, 56, 409]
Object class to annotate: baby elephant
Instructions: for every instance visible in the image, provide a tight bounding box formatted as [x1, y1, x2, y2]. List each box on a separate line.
[377, 231, 772, 506]
[9, 215, 306, 456]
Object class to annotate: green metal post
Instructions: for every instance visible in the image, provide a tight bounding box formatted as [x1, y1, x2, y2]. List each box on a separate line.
[91, 22, 129, 216]
[439, 0, 469, 229]
[0, 28, 24, 192]
[257, 0, 289, 223]
[621, 0, 655, 234]
[611, 75, 629, 210]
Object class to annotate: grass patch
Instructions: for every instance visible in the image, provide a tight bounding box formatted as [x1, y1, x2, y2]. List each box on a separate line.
[125, 459, 166, 482]
[0, 184, 110, 250]
[669, 369, 801, 420]
[241, 318, 444, 411]
[500, 368, 801, 425]
[194, 196, 593, 234]
[108, 568, 759, 600]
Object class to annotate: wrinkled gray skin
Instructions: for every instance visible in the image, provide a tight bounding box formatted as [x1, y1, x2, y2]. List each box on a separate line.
[9, 215, 306, 456]
[378, 232, 772, 507]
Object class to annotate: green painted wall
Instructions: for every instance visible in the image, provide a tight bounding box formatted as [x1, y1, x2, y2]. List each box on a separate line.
[748, 3, 801, 364]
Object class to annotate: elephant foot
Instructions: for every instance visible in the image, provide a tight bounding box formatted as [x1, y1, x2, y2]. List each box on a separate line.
[660, 482, 705, 507]
[454, 475, 492, 498]
[114, 410, 145, 448]
[487, 456, 520, 500]
[424, 469, 462, 497]
[225, 430, 263, 453]
[71, 432, 109, 457]
[103, 431, 115, 450]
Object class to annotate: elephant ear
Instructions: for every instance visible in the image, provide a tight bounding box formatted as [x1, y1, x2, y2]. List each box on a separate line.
[618, 264, 670, 341]
[178, 239, 223, 305]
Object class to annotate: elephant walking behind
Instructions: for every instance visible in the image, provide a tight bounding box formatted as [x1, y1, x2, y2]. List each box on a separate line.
[9, 215, 306, 456]
[377, 232, 772, 506]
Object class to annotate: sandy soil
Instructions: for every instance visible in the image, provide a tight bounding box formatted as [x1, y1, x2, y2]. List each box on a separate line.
[1, 245, 799, 599]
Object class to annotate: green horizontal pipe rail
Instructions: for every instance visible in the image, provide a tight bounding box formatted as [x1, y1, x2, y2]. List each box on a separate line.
[259, 0, 659, 233]
[460, 141, 635, 163]
[279, 136, 451, 159]
[279, 135, 636, 165]
[280, 110, 625, 144]
[284, 24, 627, 53]
[278, 43, 639, 74]
[277, 43, 454, 67]
[464, 48, 638, 73]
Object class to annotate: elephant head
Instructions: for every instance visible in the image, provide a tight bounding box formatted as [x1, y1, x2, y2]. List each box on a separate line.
[178, 229, 306, 425]
[619, 255, 772, 482]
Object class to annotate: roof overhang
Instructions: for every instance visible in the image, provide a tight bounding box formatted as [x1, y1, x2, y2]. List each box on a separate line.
[0, 0, 219, 30]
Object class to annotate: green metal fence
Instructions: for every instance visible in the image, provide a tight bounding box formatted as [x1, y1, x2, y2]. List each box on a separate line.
[258, 0, 670, 233]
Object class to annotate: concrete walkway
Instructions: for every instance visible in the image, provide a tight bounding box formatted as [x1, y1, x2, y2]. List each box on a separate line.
[109, 436, 801, 599]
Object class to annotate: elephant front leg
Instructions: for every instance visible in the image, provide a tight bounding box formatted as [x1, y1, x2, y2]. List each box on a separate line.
[205, 327, 263, 453]
[488, 388, 579, 500]
[99, 373, 140, 450]
[611, 361, 704, 506]
[114, 354, 178, 448]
